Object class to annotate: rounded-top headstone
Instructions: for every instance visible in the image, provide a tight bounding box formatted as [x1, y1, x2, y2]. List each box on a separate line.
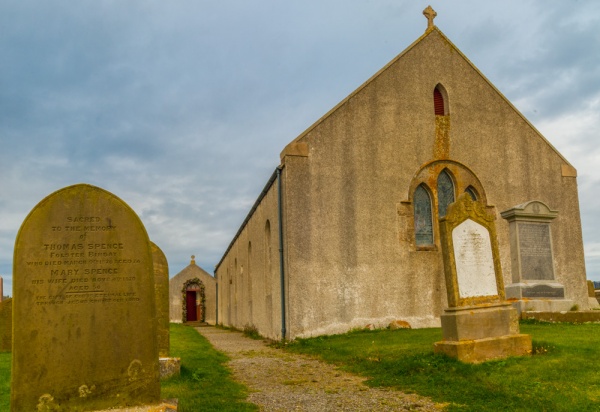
[11, 184, 159, 411]
[151, 241, 170, 358]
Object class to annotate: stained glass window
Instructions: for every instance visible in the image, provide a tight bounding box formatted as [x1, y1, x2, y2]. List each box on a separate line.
[437, 170, 455, 217]
[414, 185, 434, 246]
[465, 186, 478, 201]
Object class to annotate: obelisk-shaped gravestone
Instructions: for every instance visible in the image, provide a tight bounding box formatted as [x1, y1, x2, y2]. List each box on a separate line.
[11, 184, 159, 411]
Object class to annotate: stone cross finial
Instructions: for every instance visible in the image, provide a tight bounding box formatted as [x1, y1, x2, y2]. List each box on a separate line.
[191, 255, 196, 265]
[423, 5, 437, 30]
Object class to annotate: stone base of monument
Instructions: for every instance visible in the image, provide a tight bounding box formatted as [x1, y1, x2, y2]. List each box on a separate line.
[509, 298, 575, 314]
[505, 282, 566, 299]
[434, 303, 532, 363]
[93, 398, 178, 411]
[589, 297, 600, 309]
[434, 334, 532, 364]
[159, 357, 181, 380]
[506, 282, 574, 314]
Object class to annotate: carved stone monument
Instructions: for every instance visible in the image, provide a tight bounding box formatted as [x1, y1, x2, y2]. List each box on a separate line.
[434, 194, 532, 363]
[152, 242, 170, 358]
[0, 297, 11, 352]
[11, 184, 160, 411]
[152, 241, 181, 380]
[500, 201, 574, 312]
[587, 280, 600, 309]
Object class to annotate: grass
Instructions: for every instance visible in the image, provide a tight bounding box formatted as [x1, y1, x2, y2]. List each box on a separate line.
[0, 324, 257, 412]
[3, 322, 600, 411]
[161, 323, 257, 412]
[284, 321, 600, 411]
[0, 351, 10, 411]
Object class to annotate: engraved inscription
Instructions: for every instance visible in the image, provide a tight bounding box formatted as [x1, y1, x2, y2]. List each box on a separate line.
[518, 223, 554, 280]
[25, 216, 142, 305]
[452, 219, 498, 298]
[522, 284, 564, 298]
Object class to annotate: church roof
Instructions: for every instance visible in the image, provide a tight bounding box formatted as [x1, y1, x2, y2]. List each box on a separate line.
[170, 255, 214, 283]
[280, 23, 574, 171]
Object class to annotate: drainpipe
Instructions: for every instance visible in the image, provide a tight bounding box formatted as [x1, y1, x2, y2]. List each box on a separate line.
[277, 166, 287, 339]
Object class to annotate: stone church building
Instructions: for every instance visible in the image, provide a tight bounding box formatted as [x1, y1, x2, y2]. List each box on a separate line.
[215, 14, 589, 340]
[169, 256, 217, 325]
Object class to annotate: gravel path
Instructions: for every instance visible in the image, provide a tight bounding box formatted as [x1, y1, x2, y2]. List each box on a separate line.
[196, 327, 445, 412]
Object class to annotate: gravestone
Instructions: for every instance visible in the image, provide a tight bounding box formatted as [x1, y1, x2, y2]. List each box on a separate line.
[151, 242, 181, 379]
[434, 194, 531, 363]
[501, 201, 573, 312]
[151, 242, 170, 357]
[11, 184, 160, 411]
[0, 298, 11, 352]
[587, 280, 600, 309]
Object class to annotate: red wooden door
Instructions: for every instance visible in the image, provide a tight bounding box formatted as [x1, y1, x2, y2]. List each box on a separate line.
[186, 291, 197, 322]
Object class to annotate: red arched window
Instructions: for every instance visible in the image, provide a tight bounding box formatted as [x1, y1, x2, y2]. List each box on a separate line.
[434, 88, 445, 115]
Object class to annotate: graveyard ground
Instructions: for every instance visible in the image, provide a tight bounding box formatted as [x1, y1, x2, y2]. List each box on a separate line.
[1, 322, 600, 411]
[0, 350, 9, 411]
[0, 324, 257, 412]
[283, 321, 600, 411]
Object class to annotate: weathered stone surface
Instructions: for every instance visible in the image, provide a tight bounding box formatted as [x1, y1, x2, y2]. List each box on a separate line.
[159, 357, 181, 380]
[522, 284, 565, 298]
[434, 334, 532, 364]
[11, 184, 159, 411]
[152, 242, 170, 357]
[439, 193, 504, 307]
[587, 280, 596, 298]
[452, 219, 497, 299]
[440, 303, 519, 341]
[0, 298, 12, 352]
[436, 194, 531, 362]
[389, 320, 411, 330]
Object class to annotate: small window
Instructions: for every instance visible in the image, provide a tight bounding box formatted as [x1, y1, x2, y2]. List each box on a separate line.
[465, 186, 478, 201]
[437, 170, 455, 217]
[414, 184, 434, 246]
[433, 84, 449, 116]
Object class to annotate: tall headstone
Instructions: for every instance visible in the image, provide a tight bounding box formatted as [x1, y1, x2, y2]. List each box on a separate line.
[587, 280, 600, 309]
[501, 201, 574, 312]
[0, 298, 11, 352]
[434, 194, 532, 363]
[151, 242, 170, 358]
[11, 184, 160, 411]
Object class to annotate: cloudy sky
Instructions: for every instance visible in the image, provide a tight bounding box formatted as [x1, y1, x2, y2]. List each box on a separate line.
[1, 1, 599, 296]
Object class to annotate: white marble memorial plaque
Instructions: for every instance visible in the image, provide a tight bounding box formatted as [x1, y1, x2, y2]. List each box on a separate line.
[452, 219, 498, 298]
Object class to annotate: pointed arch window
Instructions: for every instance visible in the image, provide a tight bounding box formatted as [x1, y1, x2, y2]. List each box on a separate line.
[437, 170, 455, 217]
[414, 184, 434, 246]
[465, 186, 478, 201]
[434, 84, 448, 116]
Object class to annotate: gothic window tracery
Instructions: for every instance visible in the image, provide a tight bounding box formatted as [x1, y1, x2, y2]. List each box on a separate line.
[414, 184, 434, 246]
[437, 169, 455, 217]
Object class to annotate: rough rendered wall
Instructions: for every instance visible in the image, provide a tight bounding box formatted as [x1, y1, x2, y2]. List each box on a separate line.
[281, 28, 587, 339]
[215, 182, 283, 340]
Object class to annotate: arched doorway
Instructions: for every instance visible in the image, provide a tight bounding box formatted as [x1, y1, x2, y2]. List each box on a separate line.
[182, 278, 206, 323]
